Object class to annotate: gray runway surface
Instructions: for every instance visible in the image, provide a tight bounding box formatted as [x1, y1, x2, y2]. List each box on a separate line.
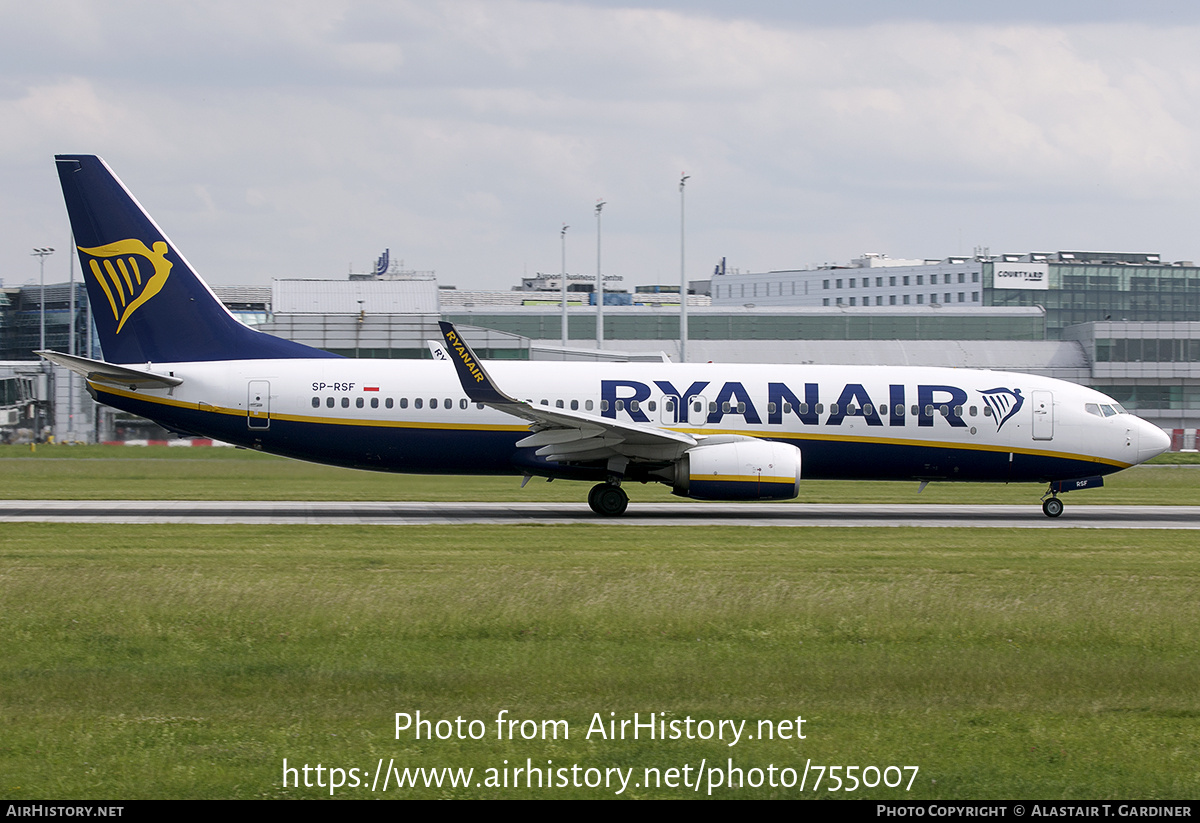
[2, 500, 1198, 528]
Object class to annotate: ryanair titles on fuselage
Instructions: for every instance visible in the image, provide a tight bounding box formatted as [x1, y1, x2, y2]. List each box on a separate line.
[599, 379, 1021, 430]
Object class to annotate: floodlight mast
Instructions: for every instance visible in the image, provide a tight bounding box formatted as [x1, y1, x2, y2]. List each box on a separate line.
[32, 247, 54, 351]
[679, 173, 690, 363]
[560, 223, 569, 347]
[595, 200, 605, 349]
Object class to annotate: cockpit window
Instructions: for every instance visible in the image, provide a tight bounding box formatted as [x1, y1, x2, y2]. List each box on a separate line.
[1100, 404, 1117, 417]
[1085, 403, 1102, 417]
[1113, 403, 1128, 414]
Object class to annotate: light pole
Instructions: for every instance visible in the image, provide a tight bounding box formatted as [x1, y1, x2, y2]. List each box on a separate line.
[595, 200, 606, 349]
[68, 236, 76, 441]
[679, 173, 690, 363]
[560, 223, 569, 347]
[31, 247, 54, 352]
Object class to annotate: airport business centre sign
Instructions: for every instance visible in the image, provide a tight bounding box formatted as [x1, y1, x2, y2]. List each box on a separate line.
[993, 262, 1049, 290]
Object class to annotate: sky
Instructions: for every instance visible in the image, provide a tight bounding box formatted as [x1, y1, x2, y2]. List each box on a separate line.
[4, 1, 1200, 291]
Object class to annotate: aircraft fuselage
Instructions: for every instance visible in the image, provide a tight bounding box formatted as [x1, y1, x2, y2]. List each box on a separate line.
[88, 358, 1159, 485]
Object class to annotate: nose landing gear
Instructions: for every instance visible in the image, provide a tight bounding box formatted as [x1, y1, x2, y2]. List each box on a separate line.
[1041, 495, 1064, 518]
[1040, 475, 1105, 518]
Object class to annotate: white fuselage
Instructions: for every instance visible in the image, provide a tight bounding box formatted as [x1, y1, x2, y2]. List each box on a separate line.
[89, 358, 1166, 483]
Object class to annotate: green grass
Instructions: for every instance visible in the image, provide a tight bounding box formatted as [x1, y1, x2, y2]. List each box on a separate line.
[2, 524, 1199, 799]
[1, 444, 1197, 504]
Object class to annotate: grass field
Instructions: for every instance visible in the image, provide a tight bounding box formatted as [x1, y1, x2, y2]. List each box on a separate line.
[1, 448, 1198, 799]
[1, 444, 1198, 505]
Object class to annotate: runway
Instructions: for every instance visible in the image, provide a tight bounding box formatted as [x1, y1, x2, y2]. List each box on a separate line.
[2, 500, 1198, 528]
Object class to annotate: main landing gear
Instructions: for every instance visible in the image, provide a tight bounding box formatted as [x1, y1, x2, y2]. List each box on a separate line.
[588, 482, 629, 517]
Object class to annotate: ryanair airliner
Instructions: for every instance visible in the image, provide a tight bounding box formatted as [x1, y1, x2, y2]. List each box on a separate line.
[41, 155, 1170, 518]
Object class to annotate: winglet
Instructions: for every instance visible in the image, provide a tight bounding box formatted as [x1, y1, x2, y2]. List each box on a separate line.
[438, 322, 516, 406]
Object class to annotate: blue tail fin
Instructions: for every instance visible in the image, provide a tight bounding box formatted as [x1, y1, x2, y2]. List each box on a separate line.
[54, 154, 336, 363]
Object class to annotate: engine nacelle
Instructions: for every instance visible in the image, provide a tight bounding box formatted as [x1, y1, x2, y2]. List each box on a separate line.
[672, 439, 802, 501]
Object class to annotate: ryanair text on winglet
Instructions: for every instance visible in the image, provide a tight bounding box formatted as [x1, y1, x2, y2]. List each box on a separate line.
[444, 329, 486, 384]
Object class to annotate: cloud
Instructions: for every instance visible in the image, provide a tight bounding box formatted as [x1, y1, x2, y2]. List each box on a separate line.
[4, 1, 1200, 291]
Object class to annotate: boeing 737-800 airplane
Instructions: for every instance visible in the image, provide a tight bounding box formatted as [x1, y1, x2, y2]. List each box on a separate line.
[41, 155, 1170, 517]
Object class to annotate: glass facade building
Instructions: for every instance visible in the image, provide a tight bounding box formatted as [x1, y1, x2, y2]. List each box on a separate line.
[987, 256, 1200, 337]
[712, 251, 1199, 340]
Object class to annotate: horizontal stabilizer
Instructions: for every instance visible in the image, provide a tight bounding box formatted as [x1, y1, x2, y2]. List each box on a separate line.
[36, 350, 183, 390]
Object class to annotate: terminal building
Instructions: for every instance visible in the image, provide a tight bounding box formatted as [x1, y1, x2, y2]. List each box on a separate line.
[710, 250, 1200, 339]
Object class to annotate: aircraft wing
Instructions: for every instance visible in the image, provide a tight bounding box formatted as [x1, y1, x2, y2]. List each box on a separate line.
[36, 350, 183, 390]
[437, 322, 697, 464]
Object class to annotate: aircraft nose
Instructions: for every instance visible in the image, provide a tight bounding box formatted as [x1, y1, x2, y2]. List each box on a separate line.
[1135, 418, 1171, 464]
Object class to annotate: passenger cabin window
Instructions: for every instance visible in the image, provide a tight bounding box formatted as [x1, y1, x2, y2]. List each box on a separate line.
[341, 397, 350, 408]
[371, 398, 379, 408]
[326, 397, 335, 408]
[311, 397, 320, 408]
[387, 398, 395, 409]
[356, 397, 364, 408]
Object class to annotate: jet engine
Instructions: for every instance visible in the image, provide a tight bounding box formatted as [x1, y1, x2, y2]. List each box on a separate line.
[670, 439, 802, 501]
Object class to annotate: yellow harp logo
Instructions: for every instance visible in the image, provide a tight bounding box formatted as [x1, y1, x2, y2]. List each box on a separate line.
[78, 239, 173, 333]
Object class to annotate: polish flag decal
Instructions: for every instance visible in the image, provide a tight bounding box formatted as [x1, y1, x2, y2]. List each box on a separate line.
[363, 386, 380, 392]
